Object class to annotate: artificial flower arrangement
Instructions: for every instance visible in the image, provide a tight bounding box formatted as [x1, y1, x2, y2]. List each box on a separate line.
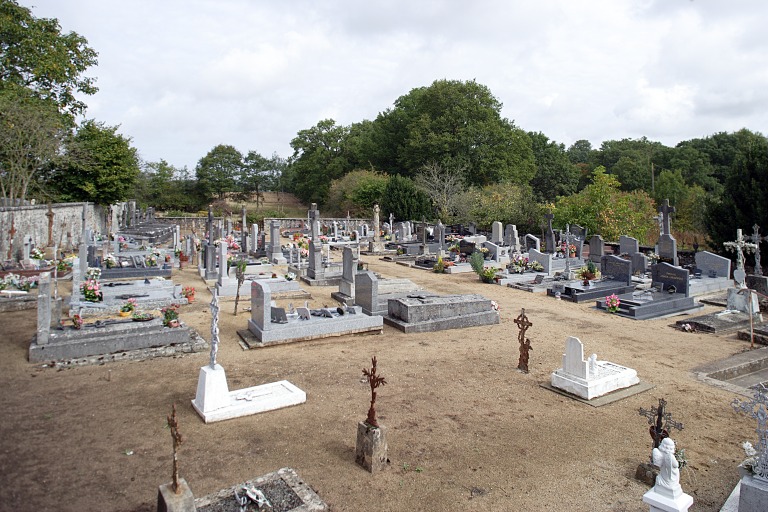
[120, 298, 138, 313]
[433, 257, 446, 273]
[181, 286, 195, 299]
[81, 278, 102, 302]
[161, 304, 180, 327]
[30, 247, 45, 260]
[285, 272, 296, 281]
[605, 294, 621, 313]
[479, 266, 499, 282]
[85, 267, 101, 280]
[145, 254, 158, 267]
[104, 254, 118, 269]
[72, 314, 83, 330]
[0, 273, 38, 291]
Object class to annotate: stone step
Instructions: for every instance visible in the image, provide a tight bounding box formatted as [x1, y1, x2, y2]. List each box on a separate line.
[725, 366, 768, 389]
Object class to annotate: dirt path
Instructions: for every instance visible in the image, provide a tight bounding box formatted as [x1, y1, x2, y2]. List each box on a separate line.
[0, 257, 755, 511]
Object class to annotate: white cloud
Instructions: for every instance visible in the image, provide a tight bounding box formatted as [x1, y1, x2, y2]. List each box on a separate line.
[23, 0, 768, 168]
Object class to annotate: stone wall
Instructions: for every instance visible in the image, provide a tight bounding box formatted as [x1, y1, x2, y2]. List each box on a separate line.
[0, 202, 128, 259]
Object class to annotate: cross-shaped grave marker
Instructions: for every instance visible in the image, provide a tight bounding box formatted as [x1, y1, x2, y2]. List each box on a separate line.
[658, 199, 675, 236]
[750, 224, 767, 277]
[514, 308, 533, 373]
[725, 228, 757, 287]
[639, 398, 684, 458]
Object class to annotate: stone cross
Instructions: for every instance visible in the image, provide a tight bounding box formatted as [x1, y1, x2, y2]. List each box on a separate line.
[563, 224, 575, 274]
[166, 403, 183, 494]
[544, 212, 554, 233]
[639, 398, 683, 453]
[209, 289, 220, 368]
[750, 224, 766, 276]
[724, 228, 757, 273]
[45, 203, 55, 246]
[309, 203, 320, 240]
[373, 204, 380, 243]
[362, 356, 387, 428]
[514, 308, 533, 373]
[658, 199, 675, 236]
[732, 383, 768, 481]
[7, 214, 16, 259]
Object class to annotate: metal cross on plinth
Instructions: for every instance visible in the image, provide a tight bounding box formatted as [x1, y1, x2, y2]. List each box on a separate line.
[563, 223, 575, 274]
[639, 398, 683, 459]
[514, 308, 533, 373]
[209, 289, 220, 368]
[724, 228, 757, 274]
[750, 224, 767, 276]
[362, 356, 387, 428]
[167, 403, 183, 494]
[733, 383, 768, 481]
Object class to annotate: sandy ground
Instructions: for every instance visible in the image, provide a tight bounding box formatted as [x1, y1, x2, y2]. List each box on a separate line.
[0, 256, 758, 512]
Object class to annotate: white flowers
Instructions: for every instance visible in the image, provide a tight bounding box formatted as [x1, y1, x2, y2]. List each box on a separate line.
[743, 441, 757, 457]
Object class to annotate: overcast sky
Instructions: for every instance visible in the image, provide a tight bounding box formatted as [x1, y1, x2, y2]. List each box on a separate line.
[25, 0, 768, 172]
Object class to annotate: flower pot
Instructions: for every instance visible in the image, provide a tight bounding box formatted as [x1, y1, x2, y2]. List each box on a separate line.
[119, 310, 131, 317]
[167, 319, 180, 328]
[185, 296, 195, 303]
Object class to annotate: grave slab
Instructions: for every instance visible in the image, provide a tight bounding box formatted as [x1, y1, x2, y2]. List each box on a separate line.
[676, 310, 763, 334]
[192, 365, 306, 423]
[384, 293, 499, 333]
[195, 467, 329, 512]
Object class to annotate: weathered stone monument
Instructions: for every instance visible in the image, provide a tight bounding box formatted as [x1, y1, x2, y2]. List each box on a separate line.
[725, 228, 757, 288]
[157, 404, 196, 512]
[356, 356, 389, 473]
[732, 384, 768, 512]
[331, 246, 358, 305]
[544, 211, 556, 253]
[657, 199, 678, 266]
[550, 336, 639, 400]
[269, 220, 286, 265]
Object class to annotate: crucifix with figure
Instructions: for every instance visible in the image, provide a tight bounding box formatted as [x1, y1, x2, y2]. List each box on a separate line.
[724, 228, 757, 276]
[750, 224, 766, 276]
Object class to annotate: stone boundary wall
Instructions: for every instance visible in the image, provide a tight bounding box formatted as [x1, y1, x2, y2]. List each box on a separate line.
[264, 217, 372, 234]
[0, 202, 128, 258]
[154, 216, 222, 234]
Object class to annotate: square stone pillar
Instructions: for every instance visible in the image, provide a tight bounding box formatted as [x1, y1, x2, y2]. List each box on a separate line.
[355, 421, 388, 473]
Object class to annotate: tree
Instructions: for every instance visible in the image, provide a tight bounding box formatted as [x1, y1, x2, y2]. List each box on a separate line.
[554, 166, 656, 243]
[528, 132, 580, 202]
[51, 119, 140, 205]
[704, 130, 768, 252]
[238, 150, 284, 205]
[0, 89, 64, 203]
[325, 169, 389, 217]
[413, 162, 466, 223]
[380, 174, 431, 222]
[0, 0, 98, 120]
[285, 119, 351, 204]
[195, 144, 242, 200]
[132, 159, 204, 212]
[468, 182, 543, 234]
[372, 79, 536, 186]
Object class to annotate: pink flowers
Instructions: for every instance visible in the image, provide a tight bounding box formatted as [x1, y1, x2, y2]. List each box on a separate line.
[81, 278, 101, 302]
[605, 294, 620, 313]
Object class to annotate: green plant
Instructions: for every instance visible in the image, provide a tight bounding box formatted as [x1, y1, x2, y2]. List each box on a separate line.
[161, 305, 180, 327]
[433, 257, 445, 273]
[469, 251, 485, 273]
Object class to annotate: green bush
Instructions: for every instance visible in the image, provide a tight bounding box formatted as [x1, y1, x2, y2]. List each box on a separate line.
[469, 251, 485, 274]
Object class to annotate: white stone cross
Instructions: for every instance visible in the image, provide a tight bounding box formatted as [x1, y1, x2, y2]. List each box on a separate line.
[724, 228, 757, 273]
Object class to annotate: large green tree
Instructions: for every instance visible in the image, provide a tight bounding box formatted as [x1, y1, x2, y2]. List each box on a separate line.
[528, 132, 580, 202]
[372, 79, 536, 186]
[195, 144, 242, 200]
[325, 169, 389, 217]
[285, 119, 351, 204]
[0, 89, 64, 202]
[0, 0, 98, 120]
[380, 174, 431, 222]
[51, 120, 140, 204]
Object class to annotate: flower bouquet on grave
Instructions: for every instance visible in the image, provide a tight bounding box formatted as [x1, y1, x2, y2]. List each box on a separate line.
[131, 311, 153, 322]
[284, 272, 296, 281]
[161, 304, 180, 327]
[81, 278, 102, 302]
[104, 254, 118, 269]
[30, 247, 45, 260]
[605, 294, 621, 313]
[72, 314, 83, 330]
[85, 267, 102, 281]
[433, 257, 446, 273]
[577, 260, 600, 284]
[16, 276, 38, 291]
[529, 261, 544, 272]
[181, 286, 195, 302]
[120, 298, 138, 316]
[479, 266, 499, 284]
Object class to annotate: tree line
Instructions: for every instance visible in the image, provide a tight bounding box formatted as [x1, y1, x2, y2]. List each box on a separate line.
[2, 0, 766, 255]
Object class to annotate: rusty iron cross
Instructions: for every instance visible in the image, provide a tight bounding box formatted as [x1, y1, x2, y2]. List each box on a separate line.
[514, 309, 533, 373]
[167, 403, 183, 494]
[639, 398, 683, 454]
[362, 356, 387, 428]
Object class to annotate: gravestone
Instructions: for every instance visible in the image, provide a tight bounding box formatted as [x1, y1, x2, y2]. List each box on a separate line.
[550, 336, 639, 400]
[525, 234, 541, 252]
[269, 220, 286, 264]
[631, 253, 648, 275]
[433, 221, 445, 251]
[544, 212, 556, 253]
[240, 207, 248, 252]
[652, 262, 690, 297]
[36, 272, 52, 345]
[695, 251, 731, 278]
[601, 255, 633, 285]
[250, 223, 259, 252]
[619, 235, 639, 256]
[331, 247, 357, 305]
[657, 199, 679, 265]
[491, 221, 503, 245]
[216, 243, 228, 287]
[528, 248, 552, 274]
[589, 235, 604, 263]
[505, 224, 519, 252]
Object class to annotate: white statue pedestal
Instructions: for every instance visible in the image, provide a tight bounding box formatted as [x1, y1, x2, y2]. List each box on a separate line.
[192, 364, 306, 423]
[642, 486, 693, 512]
